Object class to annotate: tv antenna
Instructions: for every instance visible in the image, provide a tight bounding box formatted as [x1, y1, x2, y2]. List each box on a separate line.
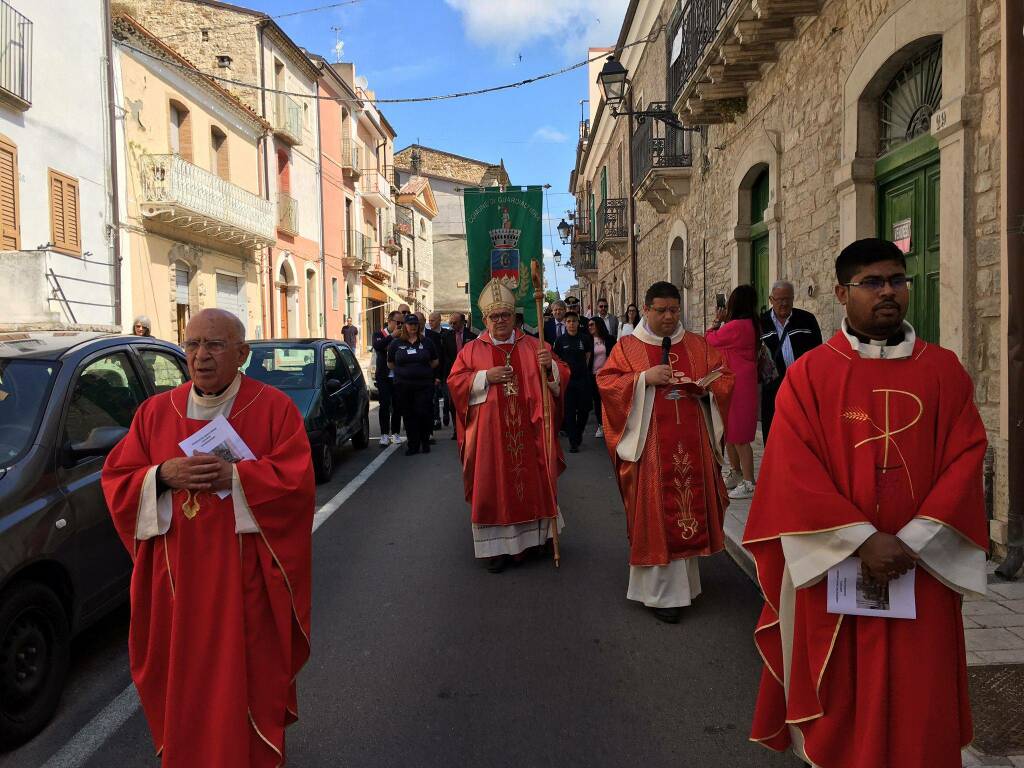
[331, 26, 344, 63]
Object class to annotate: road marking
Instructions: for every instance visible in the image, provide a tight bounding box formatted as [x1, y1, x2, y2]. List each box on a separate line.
[41, 685, 140, 768]
[312, 442, 397, 532]
[41, 441, 397, 767]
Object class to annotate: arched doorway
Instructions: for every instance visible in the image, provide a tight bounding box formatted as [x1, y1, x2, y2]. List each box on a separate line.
[277, 260, 296, 337]
[748, 168, 770, 314]
[874, 40, 942, 342]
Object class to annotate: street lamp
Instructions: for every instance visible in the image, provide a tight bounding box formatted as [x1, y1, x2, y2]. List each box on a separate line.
[597, 55, 696, 132]
[553, 249, 562, 266]
[556, 218, 572, 245]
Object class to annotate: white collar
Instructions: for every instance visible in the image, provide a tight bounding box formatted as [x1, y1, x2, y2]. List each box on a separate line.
[190, 373, 241, 407]
[491, 331, 517, 346]
[841, 319, 917, 359]
[633, 320, 685, 346]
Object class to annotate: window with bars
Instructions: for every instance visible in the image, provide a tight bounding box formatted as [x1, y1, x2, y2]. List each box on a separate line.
[48, 169, 80, 255]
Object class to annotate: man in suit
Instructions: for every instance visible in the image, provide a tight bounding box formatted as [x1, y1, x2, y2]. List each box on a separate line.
[543, 301, 568, 345]
[440, 311, 478, 438]
[593, 297, 618, 337]
[759, 280, 823, 442]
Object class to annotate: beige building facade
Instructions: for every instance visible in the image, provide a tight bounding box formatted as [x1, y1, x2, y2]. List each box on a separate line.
[114, 15, 273, 343]
[571, 0, 1010, 553]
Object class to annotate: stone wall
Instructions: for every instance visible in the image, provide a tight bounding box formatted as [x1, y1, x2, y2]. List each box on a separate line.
[113, 0, 263, 112]
[394, 146, 509, 188]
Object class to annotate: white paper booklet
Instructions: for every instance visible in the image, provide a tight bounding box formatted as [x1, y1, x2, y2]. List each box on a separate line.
[178, 415, 256, 499]
[826, 556, 916, 619]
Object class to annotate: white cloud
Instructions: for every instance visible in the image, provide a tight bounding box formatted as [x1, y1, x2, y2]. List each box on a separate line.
[532, 126, 568, 143]
[445, 0, 630, 59]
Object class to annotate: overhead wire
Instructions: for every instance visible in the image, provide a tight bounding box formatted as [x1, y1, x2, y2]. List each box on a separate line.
[157, 0, 368, 40]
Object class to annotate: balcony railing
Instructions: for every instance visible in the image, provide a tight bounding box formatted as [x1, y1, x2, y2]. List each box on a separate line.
[273, 94, 303, 145]
[0, 1, 32, 108]
[396, 206, 413, 236]
[344, 230, 370, 270]
[573, 199, 592, 241]
[341, 137, 362, 176]
[276, 192, 297, 235]
[632, 108, 693, 185]
[357, 168, 391, 209]
[596, 198, 628, 244]
[667, 0, 731, 106]
[571, 246, 597, 273]
[138, 154, 274, 247]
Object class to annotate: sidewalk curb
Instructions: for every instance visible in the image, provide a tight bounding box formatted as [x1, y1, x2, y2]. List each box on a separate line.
[724, 530, 757, 585]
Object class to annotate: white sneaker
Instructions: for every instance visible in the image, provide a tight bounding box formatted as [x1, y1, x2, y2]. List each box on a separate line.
[722, 469, 741, 490]
[379, 435, 391, 447]
[392, 434, 406, 444]
[728, 480, 755, 500]
[595, 426, 604, 438]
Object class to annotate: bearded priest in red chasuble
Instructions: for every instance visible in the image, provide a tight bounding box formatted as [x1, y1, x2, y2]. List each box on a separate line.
[102, 309, 315, 768]
[743, 239, 989, 768]
[448, 279, 570, 573]
[596, 281, 735, 624]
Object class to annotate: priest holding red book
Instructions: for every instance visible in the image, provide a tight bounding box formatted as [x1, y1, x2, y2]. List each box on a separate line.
[744, 239, 988, 767]
[102, 308, 315, 767]
[597, 281, 734, 623]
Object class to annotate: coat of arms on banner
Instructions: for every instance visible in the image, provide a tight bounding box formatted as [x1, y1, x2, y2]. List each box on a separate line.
[490, 207, 521, 288]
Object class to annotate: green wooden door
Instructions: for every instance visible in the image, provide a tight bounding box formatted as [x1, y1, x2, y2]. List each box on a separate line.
[752, 234, 769, 315]
[878, 151, 940, 343]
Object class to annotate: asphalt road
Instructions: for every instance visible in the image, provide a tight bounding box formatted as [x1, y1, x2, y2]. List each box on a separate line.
[1, 413, 796, 768]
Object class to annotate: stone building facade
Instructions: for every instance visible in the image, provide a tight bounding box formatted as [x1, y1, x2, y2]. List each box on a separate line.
[571, 0, 1009, 552]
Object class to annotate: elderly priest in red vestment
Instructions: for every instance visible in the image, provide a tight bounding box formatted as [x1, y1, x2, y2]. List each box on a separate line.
[596, 281, 734, 624]
[744, 238, 989, 768]
[102, 308, 315, 767]
[448, 279, 570, 573]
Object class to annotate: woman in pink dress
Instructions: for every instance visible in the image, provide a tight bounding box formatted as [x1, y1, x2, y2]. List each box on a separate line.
[706, 284, 760, 499]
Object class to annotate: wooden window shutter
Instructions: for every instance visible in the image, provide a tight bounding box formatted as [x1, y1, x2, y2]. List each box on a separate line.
[0, 137, 20, 250]
[171, 101, 193, 163]
[211, 127, 229, 179]
[49, 169, 81, 255]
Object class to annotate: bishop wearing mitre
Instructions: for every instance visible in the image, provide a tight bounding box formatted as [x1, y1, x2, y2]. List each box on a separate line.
[597, 281, 734, 623]
[448, 279, 570, 573]
[102, 308, 315, 767]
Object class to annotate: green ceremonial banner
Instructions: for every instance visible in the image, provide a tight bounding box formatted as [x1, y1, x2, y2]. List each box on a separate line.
[463, 186, 544, 331]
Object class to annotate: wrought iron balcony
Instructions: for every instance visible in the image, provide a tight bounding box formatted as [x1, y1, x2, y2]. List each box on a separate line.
[573, 200, 592, 242]
[667, 0, 821, 125]
[365, 247, 392, 281]
[396, 206, 413, 236]
[344, 230, 370, 270]
[632, 110, 693, 212]
[596, 198, 628, 253]
[273, 94, 303, 145]
[341, 138, 362, 177]
[276, 192, 298, 236]
[571, 244, 597, 274]
[0, 1, 31, 109]
[357, 168, 391, 209]
[138, 154, 274, 248]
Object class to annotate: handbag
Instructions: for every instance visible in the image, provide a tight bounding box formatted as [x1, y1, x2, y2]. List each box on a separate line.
[757, 340, 780, 385]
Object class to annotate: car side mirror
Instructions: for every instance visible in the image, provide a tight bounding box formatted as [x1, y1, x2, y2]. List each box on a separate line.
[69, 426, 129, 460]
[325, 378, 343, 394]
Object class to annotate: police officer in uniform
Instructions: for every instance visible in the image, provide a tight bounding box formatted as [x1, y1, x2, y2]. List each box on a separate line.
[387, 314, 440, 455]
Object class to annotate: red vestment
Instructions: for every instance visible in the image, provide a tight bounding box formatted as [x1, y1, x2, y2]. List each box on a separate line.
[597, 333, 734, 565]
[743, 333, 988, 767]
[447, 331, 569, 526]
[101, 376, 315, 767]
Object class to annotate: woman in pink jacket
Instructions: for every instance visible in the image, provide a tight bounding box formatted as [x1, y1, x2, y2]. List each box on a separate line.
[706, 285, 760, 499]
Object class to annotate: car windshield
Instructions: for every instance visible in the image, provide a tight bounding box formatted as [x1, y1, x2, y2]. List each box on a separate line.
[242, 345, 318, 389]
[0, 359, 58, 468]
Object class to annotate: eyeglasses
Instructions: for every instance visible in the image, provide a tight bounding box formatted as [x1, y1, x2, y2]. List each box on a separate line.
[183, 339, 232, 355]
[488, 312, 513, 321]
[844, 276, 914, 291]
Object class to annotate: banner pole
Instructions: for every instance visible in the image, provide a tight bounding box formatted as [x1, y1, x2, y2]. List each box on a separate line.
[531, 259, 560, 568]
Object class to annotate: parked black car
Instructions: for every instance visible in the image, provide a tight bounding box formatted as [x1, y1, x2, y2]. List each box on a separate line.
[242, 339, 370, 482]
[0, 332, 189, 750]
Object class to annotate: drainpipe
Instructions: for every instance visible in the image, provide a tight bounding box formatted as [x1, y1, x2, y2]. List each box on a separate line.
[315, 70, 327, 338]
[626, 94, 638, 305]
[996, 0, 1023, 579]
[259, 25, 275, 338]
[102, 0, 122, 328]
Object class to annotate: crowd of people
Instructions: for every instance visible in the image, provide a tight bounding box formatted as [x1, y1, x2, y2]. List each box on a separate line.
[102, 238, 990, 767]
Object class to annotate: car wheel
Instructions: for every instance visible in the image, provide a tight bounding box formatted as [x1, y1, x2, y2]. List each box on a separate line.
[313, 437, 335, 483]
[352, 408, 370, 450]
[0, 581, 71, 751]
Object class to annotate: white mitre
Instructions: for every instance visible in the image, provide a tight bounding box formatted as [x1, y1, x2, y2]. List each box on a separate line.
[478, 279, 516, 317]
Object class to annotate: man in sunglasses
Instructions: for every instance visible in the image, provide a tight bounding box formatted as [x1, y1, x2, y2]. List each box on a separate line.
[745, 238, 988, 767]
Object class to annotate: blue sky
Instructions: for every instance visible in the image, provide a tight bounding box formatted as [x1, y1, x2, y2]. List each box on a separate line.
[254, 0, 629, 296]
